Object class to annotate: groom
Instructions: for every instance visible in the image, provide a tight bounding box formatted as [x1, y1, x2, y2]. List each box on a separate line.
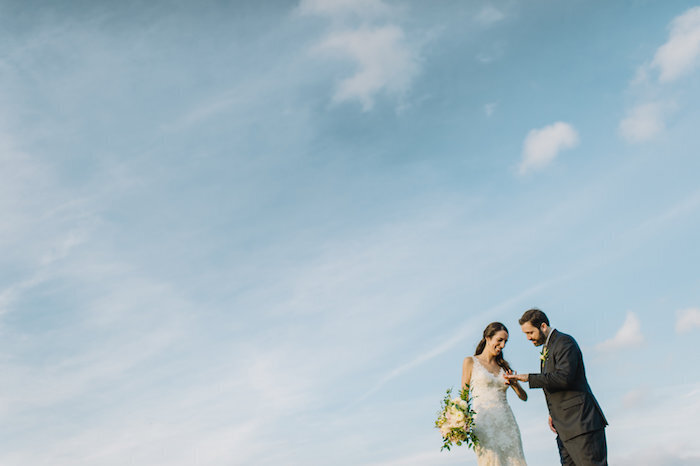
[504, 308, 608, 466]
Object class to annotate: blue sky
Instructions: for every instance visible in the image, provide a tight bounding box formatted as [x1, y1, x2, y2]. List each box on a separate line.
[1, 0, 700, 464]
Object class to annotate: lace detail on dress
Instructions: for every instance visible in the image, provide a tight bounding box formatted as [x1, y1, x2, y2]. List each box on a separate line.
[469, 357, 527, 466]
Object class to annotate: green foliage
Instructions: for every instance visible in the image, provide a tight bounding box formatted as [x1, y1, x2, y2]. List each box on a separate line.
[434, 384, 479, 452]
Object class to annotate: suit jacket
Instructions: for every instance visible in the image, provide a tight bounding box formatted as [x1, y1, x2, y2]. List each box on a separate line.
[528, 330, 608, 442]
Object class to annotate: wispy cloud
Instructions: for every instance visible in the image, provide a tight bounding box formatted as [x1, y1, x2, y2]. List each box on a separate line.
[476, 5, 505, 25]
[316, 25, 420, 110]
[619, 101, 668, 143]
[652, 6, 700, 83]
[611, 382, 700, 465]
[676, 307, 700, 333]
[625, 188, 700, 245]
[300, 0, 421, 111]
[484, 102, 498, 117]
[620, 6, 700, 143]
[519, 122, 579, 175]
[357, 273, 569, 404]
[596, 311, 644, 351]
[0, 135, 96, 316]
[297, 0, 392, 21]
[2, 3, 700, 465]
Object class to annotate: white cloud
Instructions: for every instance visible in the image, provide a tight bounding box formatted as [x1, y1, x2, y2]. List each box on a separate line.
[476, 5, 505, 25]
[317, 25, 420, 110]
[676, 307, 700, 333]
[596, 311, 644, 351]
[297, 0, 391, 21]
[619, 7, 700, 145]
[300, 0, 420, 111]
[652, 6, 700, 82]
[519, 122, 579, 175]
[484, 102, 497, 117]
[619, 102, 666, 143]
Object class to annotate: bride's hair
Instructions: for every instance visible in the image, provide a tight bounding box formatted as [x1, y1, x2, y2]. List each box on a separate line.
[474, 322, 512, 373]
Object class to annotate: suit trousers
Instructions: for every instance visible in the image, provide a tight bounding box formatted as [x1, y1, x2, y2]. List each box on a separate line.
[556, 428, 607, 466]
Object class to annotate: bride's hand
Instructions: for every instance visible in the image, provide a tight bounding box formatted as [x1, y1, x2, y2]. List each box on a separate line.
[503, 372, 529, 382]
[503, 370, 514, 385]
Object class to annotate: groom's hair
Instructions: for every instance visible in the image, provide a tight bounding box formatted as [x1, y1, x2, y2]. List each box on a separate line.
[519, 308, 549, 327]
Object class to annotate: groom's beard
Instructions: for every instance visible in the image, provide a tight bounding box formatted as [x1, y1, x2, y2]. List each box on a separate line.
[533, 329, 546, 346]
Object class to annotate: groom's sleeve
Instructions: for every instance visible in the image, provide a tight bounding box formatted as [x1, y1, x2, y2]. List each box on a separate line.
[528, 338, 580, 391]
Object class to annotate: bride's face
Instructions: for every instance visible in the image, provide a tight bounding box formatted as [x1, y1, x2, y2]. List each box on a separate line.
[486, 330, 508, 356]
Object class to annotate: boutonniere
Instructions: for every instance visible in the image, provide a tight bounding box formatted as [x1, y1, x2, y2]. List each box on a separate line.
[540, 347, 549, 362]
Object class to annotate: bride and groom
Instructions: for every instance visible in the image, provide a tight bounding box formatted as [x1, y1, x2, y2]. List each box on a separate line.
[461, 308, 608, 465]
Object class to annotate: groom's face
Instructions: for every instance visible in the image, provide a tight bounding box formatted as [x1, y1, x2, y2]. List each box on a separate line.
[520, 322, 547, 346]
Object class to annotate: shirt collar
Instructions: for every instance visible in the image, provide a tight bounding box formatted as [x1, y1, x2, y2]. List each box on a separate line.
[544, 328, 556, 347]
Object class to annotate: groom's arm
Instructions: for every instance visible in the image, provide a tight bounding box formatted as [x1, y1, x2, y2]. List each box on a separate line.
[528, 337, 580, 391]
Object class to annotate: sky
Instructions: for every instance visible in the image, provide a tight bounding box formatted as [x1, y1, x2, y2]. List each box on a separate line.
[1, 0, 700, 464]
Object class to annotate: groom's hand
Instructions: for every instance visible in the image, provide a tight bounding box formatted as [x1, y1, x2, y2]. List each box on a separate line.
[548, 416, 557, 434]
[503, 373, 529, 383]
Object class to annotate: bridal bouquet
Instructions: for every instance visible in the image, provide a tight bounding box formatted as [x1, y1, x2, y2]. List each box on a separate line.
[434, 385, 478, 451]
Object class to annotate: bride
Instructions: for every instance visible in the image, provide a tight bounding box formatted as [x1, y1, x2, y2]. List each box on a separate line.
[462, 322, 528, 465]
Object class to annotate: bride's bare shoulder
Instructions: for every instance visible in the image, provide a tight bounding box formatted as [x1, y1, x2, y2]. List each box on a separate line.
[462, 356, 474, 367]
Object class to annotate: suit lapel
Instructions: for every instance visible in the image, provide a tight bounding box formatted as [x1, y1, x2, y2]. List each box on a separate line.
[542, 329, 558, 373]
[540, 346, 547, 374]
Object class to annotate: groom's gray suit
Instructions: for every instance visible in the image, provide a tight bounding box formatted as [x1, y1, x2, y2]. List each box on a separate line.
[528, 330, 608, 465]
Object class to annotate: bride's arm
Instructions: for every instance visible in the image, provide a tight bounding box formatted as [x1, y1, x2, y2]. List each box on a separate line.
[461, 357, 473, 390]
[510, 379, 528, 401]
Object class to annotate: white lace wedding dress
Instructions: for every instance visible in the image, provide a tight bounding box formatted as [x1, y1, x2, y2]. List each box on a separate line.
[469, 357, 527, 466]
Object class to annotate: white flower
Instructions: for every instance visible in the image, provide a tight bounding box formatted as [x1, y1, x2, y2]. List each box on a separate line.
[446, 406, 466, 426]
[435, 387, 478, 451]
